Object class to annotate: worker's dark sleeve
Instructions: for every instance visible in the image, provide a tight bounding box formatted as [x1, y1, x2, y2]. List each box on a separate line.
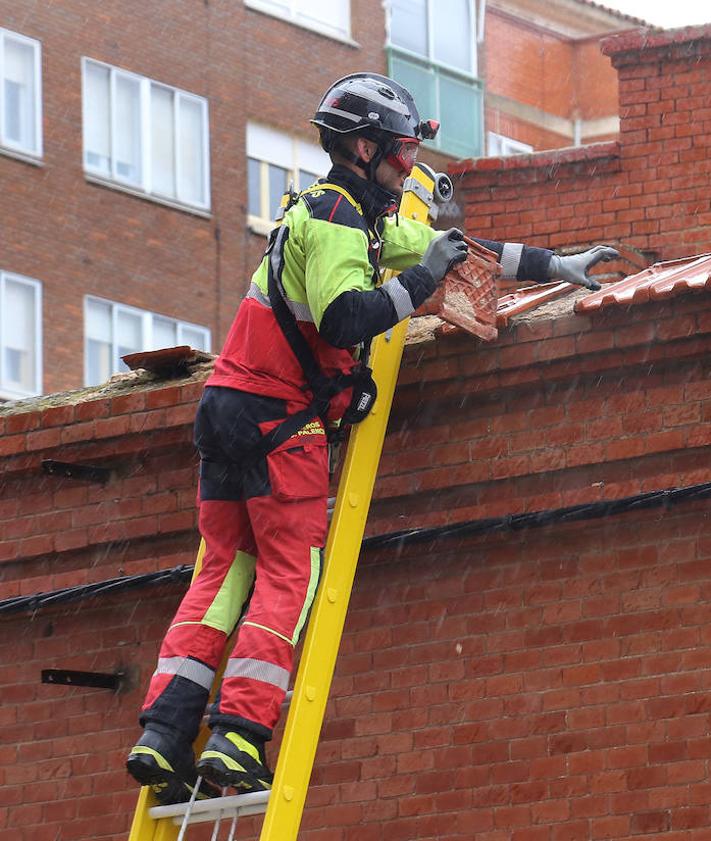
[474, 238, 553, 282]
[319, 264, 435, 349]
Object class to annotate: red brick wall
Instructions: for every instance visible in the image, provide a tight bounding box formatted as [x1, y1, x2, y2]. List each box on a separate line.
[456, 26, 711, 264]
[574, 38, 619, 120]
[2, 285, 711, 839]
[486, 12, 575, 115]
[4, 499, 711, 841]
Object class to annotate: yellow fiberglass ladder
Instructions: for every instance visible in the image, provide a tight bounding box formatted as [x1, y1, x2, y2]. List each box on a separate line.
[127, 162, 453, 841]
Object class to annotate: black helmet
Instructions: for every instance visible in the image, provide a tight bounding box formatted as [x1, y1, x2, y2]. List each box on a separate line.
[311, 73, 439, 152]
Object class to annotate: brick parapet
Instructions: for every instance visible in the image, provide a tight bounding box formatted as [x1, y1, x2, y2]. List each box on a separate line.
[370, 294, 711, 534]
[450, 140, 621, 178]
[1, 300, 710, 839]
[3, 293, 710, 597]
[601, 24, 711, 65]
[454, 26, 711, 267]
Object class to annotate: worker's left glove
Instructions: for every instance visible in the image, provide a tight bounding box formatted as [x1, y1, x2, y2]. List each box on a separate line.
[547, 245, 619, 292]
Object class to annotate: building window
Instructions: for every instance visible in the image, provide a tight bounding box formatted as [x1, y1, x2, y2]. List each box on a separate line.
[386, 0, 483, 159]
[82, 59, 210, 211]
[246, 123, 329, 231]
[0, 271, 42, 399]
[244, 0, 351, 41]
[488, 132, 533, 157]
[0, 28, 42, 158]
[84, 297, 210, 386]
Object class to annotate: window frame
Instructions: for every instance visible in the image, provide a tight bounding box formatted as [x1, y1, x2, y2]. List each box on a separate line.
[83, 295, 211, 387]
[385, 0, 483, 158]
[81, 57, 211, 212]
[487, 131, 533, 157]
[0, 270, 42, 400]
[0, 27, 43, 159]
[387, 0, 478, 78]
[246, 122, 329, 234]
[244, 0, 353, 44]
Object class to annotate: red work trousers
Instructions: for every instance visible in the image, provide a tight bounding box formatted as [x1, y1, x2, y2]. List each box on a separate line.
[141, 387, 328, 742]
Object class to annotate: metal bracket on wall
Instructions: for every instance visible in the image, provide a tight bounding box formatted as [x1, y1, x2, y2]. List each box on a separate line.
[41, 459, 112, 484]
[41, 669, 125, 692]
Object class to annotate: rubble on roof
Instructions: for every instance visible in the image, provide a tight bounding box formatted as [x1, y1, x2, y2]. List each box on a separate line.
[0, 350, 216, 417]
[497, 281, 574, 327]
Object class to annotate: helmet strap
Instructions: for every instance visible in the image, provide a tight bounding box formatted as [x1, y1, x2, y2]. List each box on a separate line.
[333, 138, 386, 184]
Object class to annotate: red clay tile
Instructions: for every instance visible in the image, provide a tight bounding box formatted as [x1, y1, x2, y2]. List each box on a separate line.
[575, 253, 711, 314]
[496, 281, 575, 327]
[417, 237, 501, 341]
[122, 346, 197, 376]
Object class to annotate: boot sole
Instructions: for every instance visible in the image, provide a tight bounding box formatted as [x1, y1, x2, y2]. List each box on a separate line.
[127, 753, 216, 805]
[196, 756, 271, 792]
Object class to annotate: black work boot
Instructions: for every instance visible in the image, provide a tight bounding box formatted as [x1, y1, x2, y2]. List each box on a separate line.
[126, 726, 219, 805]
[196, 728, 273, 792]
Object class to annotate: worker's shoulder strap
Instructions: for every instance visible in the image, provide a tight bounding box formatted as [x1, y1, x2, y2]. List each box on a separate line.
[276, 182, 364, 222]
[300, 182, 364, 216]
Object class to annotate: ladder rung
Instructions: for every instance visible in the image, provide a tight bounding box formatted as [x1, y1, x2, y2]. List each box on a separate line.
[149, 790, 270, 826]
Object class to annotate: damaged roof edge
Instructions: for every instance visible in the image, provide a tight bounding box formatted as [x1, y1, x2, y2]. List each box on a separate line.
[3, 253, 711, 419]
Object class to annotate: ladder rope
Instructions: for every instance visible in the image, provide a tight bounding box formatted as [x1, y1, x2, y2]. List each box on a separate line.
[176, 776, 202, 841]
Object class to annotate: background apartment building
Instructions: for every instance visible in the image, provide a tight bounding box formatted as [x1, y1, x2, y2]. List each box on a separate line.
[0, 0, 639, 402]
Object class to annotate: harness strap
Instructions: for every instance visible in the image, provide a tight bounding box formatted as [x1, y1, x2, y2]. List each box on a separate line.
[217, 185, 372, 471]
[300, 182, 364, 216]
[229, 224, 358, 465]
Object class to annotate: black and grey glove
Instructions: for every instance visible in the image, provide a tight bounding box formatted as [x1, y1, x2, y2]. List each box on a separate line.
[393, 228, 470, 314]
[547, 245, 619, 292]
[421, 228, 469, 284]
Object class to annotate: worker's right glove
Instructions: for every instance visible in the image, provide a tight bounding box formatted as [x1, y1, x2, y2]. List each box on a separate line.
[547, 245, 619, 292]
[421, 228, 469, 284]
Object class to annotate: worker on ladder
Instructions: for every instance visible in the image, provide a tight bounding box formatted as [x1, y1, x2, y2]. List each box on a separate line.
[126, 72, 617, 806]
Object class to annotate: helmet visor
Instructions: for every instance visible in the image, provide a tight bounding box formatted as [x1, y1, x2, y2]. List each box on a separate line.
[384, 137, 420, 176]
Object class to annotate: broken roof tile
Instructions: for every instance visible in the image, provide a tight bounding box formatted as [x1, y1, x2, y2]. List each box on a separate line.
[575, 253, 711, 314]
[496, 281, 575, 327]
[121, 346, 213, 378]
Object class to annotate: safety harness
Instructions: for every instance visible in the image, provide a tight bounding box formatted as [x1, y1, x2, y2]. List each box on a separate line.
[244, 185, 379, 463]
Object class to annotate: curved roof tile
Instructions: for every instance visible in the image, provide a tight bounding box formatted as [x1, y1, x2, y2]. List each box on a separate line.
[575, 253, 711, 313]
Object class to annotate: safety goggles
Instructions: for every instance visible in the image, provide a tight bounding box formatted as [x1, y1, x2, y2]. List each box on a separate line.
[384, 137, 420, 176]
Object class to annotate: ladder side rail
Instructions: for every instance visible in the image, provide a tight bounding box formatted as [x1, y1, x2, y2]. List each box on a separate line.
[128, 540, 224, 841]
[258, 166, 436, 841]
